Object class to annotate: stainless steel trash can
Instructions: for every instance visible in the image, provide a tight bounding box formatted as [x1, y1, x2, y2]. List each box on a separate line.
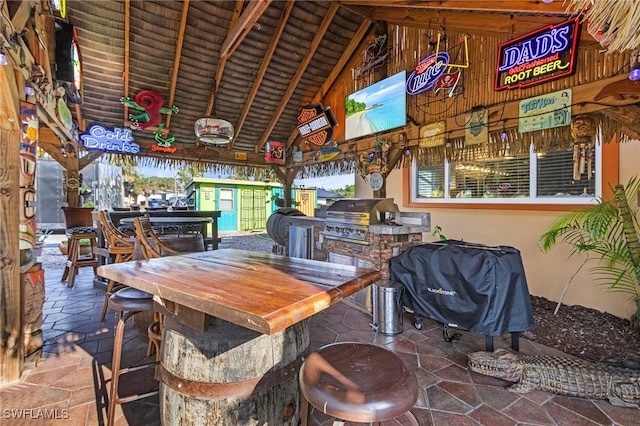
[371, 281, 404, 335]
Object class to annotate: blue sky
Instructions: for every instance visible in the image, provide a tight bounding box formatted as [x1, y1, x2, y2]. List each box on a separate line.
[136, 166, 354, 190]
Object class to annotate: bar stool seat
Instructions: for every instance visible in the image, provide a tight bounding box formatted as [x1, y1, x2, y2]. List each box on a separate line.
[61, 226, 98, 288]
[98, 210, 135, 321]
[299, 342, 419, 425]
[106, 287, 159, 426]
[61, 206, 99, 288]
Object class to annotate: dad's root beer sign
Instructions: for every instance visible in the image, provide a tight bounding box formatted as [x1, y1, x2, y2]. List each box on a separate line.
[495, 17, 580, 91]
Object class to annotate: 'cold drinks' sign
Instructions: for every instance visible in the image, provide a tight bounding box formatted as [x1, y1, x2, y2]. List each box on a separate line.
[80, 125, 140, 154]
[495, 17, 580, 91]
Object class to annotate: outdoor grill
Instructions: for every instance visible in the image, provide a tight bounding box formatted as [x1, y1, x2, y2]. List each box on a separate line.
[323, 198, 399, 245]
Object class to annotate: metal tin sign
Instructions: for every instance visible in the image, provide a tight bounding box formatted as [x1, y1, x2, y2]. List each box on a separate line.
[406, 52, 450, 95]
[495, 17, 580, 91]
[80, 124, 140, 154]
[296, 103, 337, 147]
[265, 141, 285, 164]
[518, 89, 572, 133]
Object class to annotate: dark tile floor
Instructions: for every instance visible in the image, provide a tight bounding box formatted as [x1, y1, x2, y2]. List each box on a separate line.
[1, 266, 638, 425]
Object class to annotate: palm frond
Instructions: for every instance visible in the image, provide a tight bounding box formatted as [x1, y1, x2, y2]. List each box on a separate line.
[539, 177, 640, 321]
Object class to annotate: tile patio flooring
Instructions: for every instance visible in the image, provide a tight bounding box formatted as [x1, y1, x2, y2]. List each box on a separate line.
[1, 266, 638, 425]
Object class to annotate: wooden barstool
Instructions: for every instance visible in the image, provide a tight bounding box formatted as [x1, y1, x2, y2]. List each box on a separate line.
[61, 207, 98, 288]
[98, 210, 135, 321]
[106, 287, 159, 426]
[299, 342, 419, 425]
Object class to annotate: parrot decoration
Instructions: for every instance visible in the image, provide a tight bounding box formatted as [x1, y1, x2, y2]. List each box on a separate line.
[121, 90, 178, 146]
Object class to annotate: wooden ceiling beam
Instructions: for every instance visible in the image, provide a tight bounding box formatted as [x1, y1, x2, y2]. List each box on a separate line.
[230, 0, 295, 149]
[337, 0, 571, 15]
[343, 6, 592, 42]
[255, 2, 340, 154]
[78, 150, 105, 170]
[10, 0, 37, 33]
[38, 140, 70, 169]
[164, 0, 190, 132]
[285, 18, 373, 149]
[220, 0, 272, 60]
[122, 0, 131, 125]
[132, 140, 266, 166]
[205, 0, 244, 117]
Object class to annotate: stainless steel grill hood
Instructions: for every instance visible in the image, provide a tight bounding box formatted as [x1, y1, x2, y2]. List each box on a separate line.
[323, 198, 399, 244]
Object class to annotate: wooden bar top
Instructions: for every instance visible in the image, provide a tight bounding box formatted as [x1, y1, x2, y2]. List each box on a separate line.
[97, 249, 381, 335]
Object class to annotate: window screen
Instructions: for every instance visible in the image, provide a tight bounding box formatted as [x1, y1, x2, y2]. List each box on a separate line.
[537, 147, 596, 197]
[412, 141, 600, 204]
[450, 154, 530, 199]
[416, 166, 445, 198]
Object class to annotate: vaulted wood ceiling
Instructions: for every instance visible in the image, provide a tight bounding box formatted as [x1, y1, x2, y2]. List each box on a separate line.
[36, 0, 637, 169]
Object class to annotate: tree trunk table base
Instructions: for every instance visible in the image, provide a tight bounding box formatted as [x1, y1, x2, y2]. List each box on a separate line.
[160, 317, 309, 425]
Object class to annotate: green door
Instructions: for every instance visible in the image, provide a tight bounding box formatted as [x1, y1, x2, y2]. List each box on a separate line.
[240, 189, 267, 231]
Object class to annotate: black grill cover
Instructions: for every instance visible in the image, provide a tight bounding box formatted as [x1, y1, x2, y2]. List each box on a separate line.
[390, 240, 534, 336]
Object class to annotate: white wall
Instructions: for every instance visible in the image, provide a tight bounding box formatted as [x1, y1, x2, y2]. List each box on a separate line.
[363, 140, 639, 320]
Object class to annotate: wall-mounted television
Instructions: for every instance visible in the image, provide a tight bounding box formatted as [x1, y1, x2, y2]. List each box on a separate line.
[345, 70, 406, 140]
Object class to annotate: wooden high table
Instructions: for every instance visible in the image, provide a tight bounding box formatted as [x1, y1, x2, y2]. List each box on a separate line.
[97, 249, 381, 425]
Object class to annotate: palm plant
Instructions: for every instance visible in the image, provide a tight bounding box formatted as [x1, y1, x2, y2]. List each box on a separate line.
[539, 177, 640, 329]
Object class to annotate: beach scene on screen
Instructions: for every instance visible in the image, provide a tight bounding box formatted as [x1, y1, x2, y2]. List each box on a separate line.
[345, 70, 406, 140]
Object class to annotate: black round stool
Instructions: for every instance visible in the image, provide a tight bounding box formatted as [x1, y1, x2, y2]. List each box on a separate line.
[106, 287, 159, 426]
[299, 342, 419, 425]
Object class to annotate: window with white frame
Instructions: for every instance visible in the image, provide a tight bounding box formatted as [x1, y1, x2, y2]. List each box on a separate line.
[218, 188, 234, 210]
[412, 142, 600, 205]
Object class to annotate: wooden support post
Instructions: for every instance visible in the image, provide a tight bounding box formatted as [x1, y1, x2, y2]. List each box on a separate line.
[273, 166, 299, 208]
[1, 65, 24, 384]
[65, 169, 81, 207]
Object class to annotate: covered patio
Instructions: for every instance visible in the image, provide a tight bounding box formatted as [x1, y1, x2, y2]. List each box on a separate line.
[2, 252, 638, 425]
[2, 0, 640, 424]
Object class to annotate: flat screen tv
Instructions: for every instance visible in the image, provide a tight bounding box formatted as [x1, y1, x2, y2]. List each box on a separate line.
[345, 70, 406, 140]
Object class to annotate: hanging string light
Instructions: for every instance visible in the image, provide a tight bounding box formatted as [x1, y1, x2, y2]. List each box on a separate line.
[0, 48, 7, 66]
[629, 52, 640, 81]
[500, 120, 508, 141]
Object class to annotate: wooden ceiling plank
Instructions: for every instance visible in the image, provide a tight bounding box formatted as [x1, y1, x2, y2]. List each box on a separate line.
[337, 0, 569, 15]
[230, 0, 296, 149]
[285, 18, 372, 149]
[204, 0, 244, 118]
[164, 0, 190, 131]
[255, 2, 340, 154]
[220, 0, 273, 60]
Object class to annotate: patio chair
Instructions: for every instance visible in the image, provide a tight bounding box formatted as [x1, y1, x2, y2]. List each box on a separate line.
[99, 210, 136, 321]
[132, 215, 181, 260]
[61, 207, 98, 288]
